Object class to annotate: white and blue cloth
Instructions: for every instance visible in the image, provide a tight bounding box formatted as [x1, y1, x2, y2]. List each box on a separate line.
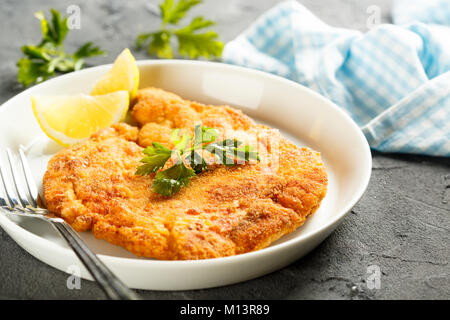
[223, 0, 450, 157]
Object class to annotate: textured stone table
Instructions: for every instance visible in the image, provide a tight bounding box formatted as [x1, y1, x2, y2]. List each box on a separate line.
[0, 0, 448, 300]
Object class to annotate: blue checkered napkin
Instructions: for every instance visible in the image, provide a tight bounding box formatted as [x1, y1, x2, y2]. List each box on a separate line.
[222, 1, 450, 156]
[393, 0, 450, 25]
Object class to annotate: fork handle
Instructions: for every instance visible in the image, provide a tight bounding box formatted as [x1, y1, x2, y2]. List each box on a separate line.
[50, 219, 140, 300]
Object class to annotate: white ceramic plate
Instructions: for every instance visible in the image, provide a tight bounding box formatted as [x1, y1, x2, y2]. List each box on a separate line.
[0, 60, 371, 290]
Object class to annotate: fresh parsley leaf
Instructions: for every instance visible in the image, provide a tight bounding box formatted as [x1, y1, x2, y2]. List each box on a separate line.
[171, 129, 191, 154]
[136, 126, 259, 197]
[186, 150, 208, 174]
[34, 11, 50, 41]
[160, 0, 202, 25]
[205, 139, 242, 166]
[136, 0, 223, 59]
[74, 42, 105, 59]
[176, 30, 223, 59]
[176, 16, 215, 33]
[21, 45, 51, 61]
[193, 124, 219, 146]
[136, 32, 174, 58]
[205, 139, 259, 165]
[135, 142, 172, 175]
[17, 58, 50, 87]
[49, 9, 69, 45]
[17, 9, 105, 87]
[149, 31, 174, 59]
[35, 9, 68, 46]
[136, 33, 153, 50]
[174, 17, 223, 59]
[152, 162, 196, 196]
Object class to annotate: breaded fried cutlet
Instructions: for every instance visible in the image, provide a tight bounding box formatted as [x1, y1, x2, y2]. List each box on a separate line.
[43, 88, 327, 260]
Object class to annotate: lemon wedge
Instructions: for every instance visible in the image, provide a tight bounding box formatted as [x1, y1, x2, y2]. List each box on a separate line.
[90, 48, 139, 100]
[32, 91, 129, 146]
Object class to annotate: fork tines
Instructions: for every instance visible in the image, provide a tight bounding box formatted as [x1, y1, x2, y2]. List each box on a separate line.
[0, 148, 39, 213]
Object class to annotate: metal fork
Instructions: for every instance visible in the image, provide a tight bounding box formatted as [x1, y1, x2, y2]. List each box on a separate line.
[0, 148, 140, 300]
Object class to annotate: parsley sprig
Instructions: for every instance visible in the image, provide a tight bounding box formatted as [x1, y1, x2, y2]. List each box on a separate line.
[136, 0, 223, 59]
[17, 9, 105, 87]
[136, 125, 259, 197]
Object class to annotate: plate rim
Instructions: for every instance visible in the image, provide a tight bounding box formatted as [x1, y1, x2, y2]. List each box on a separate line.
[0, 59, 372, 267]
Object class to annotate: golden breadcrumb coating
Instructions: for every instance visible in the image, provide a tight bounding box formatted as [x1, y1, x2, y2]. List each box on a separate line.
[43, 88, 327, 260]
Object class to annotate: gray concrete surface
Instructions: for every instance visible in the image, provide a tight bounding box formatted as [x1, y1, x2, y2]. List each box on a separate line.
[0, 0, 449, 300]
